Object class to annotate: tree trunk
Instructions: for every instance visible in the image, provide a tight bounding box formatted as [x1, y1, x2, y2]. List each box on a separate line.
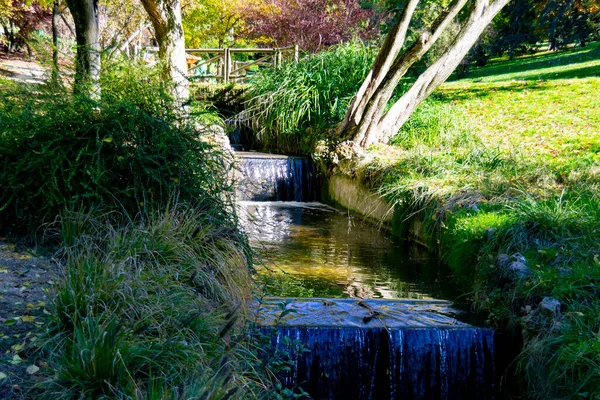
[339, 0, 510, 148]
[139, 0, 189, 102]
[64, 0, 101, 97]
[51, 1, 60, 84]
[345, 0, 470, 146]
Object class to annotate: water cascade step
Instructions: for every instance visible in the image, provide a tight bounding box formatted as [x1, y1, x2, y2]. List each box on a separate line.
[255, 298, 496, 400]
[236, 152, 317, 202]
[235, 151, 496, 399]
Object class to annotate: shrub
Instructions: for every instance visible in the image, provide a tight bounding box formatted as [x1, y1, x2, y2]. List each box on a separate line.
[0, 61, 229, 235]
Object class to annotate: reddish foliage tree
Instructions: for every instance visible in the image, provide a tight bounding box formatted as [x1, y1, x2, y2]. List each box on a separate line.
[243, 0, 383, 52]
[1, 1, 51, 54]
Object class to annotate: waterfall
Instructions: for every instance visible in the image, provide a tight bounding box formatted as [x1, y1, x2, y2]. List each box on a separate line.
[254, 298, 496, 400]
[261, 326, 495, 400]
[237, 155, 317, 202]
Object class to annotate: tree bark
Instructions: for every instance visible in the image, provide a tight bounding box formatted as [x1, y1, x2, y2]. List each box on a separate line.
[51, 1, 60, 84]
[337, 0, 421, 136]
[359, 0, 510, 147]
[139, 0, 189, 102]
[339, 0, 510, 148]
[346, 0, 469, 146]
[64, 0, 101, 97]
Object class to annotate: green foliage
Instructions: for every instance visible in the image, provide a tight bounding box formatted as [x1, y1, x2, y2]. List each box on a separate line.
[244, 41, 376, 154]
[0, 62, 229, 234]
[41, 205, 266, 399]
[348, 44, 600, 398]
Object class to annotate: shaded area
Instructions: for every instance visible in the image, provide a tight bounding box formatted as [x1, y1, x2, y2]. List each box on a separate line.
[261, 324, 495, 400]
[454, 43, 600, 82]
[240, 201, 455, 299]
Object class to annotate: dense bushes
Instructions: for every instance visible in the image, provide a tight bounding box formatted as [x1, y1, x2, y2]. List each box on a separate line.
[0, 63, 295, 398]
[0, 62, 229, 235]
[243, 41, 376, 154]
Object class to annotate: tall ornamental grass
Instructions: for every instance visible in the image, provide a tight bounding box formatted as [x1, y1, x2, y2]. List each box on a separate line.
[40, 206, 267, 399]
[243, 41, 376, 154]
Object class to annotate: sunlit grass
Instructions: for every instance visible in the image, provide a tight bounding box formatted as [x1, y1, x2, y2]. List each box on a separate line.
[361, 41, 600, 399]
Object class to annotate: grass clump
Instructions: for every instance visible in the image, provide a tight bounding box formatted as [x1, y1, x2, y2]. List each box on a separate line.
[40, 205, 266, 399]
[243, 41, 376, 154]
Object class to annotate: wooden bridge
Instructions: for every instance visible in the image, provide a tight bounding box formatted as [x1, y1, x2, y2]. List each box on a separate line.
[185, 45, 299, 84]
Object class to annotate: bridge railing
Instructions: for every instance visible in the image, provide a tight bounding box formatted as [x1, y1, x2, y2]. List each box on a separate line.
[186, 45, 299, 84]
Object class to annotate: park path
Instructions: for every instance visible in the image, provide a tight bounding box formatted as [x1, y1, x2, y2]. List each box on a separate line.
[0, 53, 47, 84]
[0, 242, 57, 399]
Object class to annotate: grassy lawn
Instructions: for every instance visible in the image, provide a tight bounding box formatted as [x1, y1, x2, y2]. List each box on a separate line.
[361, 42, 600, 399]
[443, 41, 600, 164]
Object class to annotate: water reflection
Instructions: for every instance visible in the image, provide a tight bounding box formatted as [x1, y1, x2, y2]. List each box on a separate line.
[240, 201, 456, 300]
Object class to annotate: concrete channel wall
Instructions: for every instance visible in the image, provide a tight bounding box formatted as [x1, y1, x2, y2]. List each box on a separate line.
[325, 174, 431, 248]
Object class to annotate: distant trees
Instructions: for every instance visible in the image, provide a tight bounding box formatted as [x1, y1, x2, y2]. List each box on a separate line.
[0, 0, 51, 54]
[183, 0, 246, 48]
[243, 0, 383, 52]
[493, 0, 539, 59]
[538, 0, 599, 49]
[491, 0, 599, 58]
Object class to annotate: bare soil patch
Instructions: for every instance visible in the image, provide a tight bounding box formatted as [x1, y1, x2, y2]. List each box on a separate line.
[0, 241, 57, 399]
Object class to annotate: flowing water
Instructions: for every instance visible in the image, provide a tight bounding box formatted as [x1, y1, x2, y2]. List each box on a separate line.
[240, 201, 456, 300]
[236, 152, 496, 399]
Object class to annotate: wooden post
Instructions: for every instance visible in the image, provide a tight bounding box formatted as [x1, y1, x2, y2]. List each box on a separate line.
[294, 45, 299, 63]
[277, 50, 282, 68]
[224, 48, 231, 83]
[272, 49, 277, 69]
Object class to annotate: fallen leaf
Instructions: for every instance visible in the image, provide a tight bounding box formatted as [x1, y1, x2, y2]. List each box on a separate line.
[21, 316, 35, 323]
[10, 355, 23, 365]
[103, 137, 113, 143]
[0, 372, 7, 380]
[4, 319, 16, 326]
[26, 365, 39, 375]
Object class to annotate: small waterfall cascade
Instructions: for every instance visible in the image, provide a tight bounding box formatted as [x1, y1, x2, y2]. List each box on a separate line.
[234, 146, 497, 398]
[236, 153, 317, 202]
[255, 299, 496, 400]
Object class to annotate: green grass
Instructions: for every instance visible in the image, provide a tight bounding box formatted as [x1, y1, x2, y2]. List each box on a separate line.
[39, 206, 274, 399]
[355, 42, 600, 399]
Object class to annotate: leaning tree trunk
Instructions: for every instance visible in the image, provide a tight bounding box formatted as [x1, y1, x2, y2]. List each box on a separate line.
[340, 0, 510, 148]
[65, 0, 101, 97]
[139, 0, 189, 102]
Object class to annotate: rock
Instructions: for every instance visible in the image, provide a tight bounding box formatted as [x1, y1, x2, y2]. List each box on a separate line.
[485, 228, 497, 239]
[496, 253, 511, 269]
[511, 253, 526, 264]
[507, 261, 531, 279]
[497, 253, 531, 279]
[539, 297, 561, 318]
